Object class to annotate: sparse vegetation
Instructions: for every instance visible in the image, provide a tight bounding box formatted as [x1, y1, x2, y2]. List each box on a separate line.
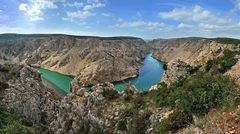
[154, 110, 193, 134]
[213, 38, 240, 45]
[206, 49, 240, 73]
[102, 88, 119, 100]
[0, 106, 50, 134]
[163, 63, 168, 70]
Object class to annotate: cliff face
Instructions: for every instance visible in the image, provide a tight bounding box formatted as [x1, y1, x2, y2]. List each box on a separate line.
[0, 34, 148, 86]
[161, 60, 192, 86]
[0, 64, 59, 123]
[148, 38, 233, 65]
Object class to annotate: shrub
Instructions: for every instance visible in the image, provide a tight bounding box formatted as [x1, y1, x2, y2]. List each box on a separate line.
[163, 63, 168, 70]
[0, 109, 49, 134]
[132, 95, 145, 109]
[0, 122, 32, 134]
[102, 89, 119, 100]
[114, 109, 150, 134]
[217, 50, 238, 72]
[32, 124, 50, 134]
[19, 118, 33, 127]
[0, 82, 9, 90]
[154, 110, 193, 134]
[155, 72, 235, 115]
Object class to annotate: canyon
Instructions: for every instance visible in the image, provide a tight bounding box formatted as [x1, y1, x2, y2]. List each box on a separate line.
[0, 34, 148, 86]
[0, 34, 240, 134]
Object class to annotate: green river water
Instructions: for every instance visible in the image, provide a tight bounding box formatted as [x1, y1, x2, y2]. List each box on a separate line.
[37, 53, 164, 94]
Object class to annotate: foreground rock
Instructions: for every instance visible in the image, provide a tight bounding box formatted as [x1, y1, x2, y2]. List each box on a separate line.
[1, 65, 60, 123]
[0, 34, 148, 86]
[50, 83, 126, 134]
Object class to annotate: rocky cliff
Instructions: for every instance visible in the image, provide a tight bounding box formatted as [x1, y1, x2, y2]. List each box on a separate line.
[0, 64, 60, 124]
[149, 38, 234, 65]
[0, 34, 148, 86]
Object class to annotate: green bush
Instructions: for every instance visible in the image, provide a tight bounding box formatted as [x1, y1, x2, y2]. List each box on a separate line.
[217, 50, 238, 72]
[163, 63, 168, 70]
[154, 110, 193, 134]
[155, 72, 235, 115]
[114, 109, 150, 134]
[0, 122, 32, 134]
[19, 118, 33, 127]
[102, 89, 119, 100]
[205, 50, 239, 73]
[132, 95, 145, 109]
[32, 124, 50, 134]
[0, 109, 50, 134]
[0, 82, 9, 90]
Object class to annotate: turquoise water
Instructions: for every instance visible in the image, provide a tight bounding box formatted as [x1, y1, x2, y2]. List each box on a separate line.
[37, 68, 73, 94]
[114, 53, 164, 91]
[38, 53, 164, 93]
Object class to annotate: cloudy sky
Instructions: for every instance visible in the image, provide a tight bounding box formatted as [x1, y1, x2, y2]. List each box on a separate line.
[0, 0, 240, 39]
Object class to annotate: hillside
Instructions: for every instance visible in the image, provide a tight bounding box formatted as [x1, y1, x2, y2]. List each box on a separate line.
[0, 34, 148, 86]
[148, 37, 239, 66]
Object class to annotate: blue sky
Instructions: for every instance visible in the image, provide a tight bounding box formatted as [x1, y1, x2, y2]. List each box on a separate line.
[0, 0, 240, 39]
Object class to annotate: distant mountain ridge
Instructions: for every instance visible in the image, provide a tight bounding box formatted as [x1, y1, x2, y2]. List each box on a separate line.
[0, 33, 141, 40]
[148, 37, 240, 65]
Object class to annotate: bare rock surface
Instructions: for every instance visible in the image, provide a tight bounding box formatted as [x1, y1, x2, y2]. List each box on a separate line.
[0, 64, 60, 123]
[148, 38, 233, 65]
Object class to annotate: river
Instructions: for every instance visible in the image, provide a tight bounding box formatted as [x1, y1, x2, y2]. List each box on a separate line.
[37, 53, 164, 94]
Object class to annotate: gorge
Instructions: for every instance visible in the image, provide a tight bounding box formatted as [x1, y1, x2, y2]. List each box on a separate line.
[0, 34, 240, 134]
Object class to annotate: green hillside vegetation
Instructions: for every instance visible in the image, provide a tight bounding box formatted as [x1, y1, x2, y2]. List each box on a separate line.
[213, 37, 240, 45]
[0, 107, 50, 134]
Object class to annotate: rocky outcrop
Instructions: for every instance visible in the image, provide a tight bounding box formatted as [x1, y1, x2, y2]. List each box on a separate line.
[0, 34, 148, 86]
[161, 60, 192, 86]
[1, 65, 60, 123]
[148, 38, 233, 65]
[50, 83, 126, 134]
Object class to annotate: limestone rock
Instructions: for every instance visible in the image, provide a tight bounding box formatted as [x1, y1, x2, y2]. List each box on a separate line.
[161, 60, 192, 86]
[1, 65, 60, 123]
[148, 38, 234, 66]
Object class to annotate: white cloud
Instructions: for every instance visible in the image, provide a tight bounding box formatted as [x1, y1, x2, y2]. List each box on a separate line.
[235, 0, 240, 10]
[19, 3, 28, 11]
[0, 10, 2, 13]
[115, 20, 165, 31]
[63, 0, 105, 21]
[19, 0, 65, 21]
[64, 2, 84, 8]
[66, 10, 94, 20]
[178, 23, 193, 29]
[158, 5, 210, 22]
[159, 5, 240, 33]
[83, 2, 105, 11]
